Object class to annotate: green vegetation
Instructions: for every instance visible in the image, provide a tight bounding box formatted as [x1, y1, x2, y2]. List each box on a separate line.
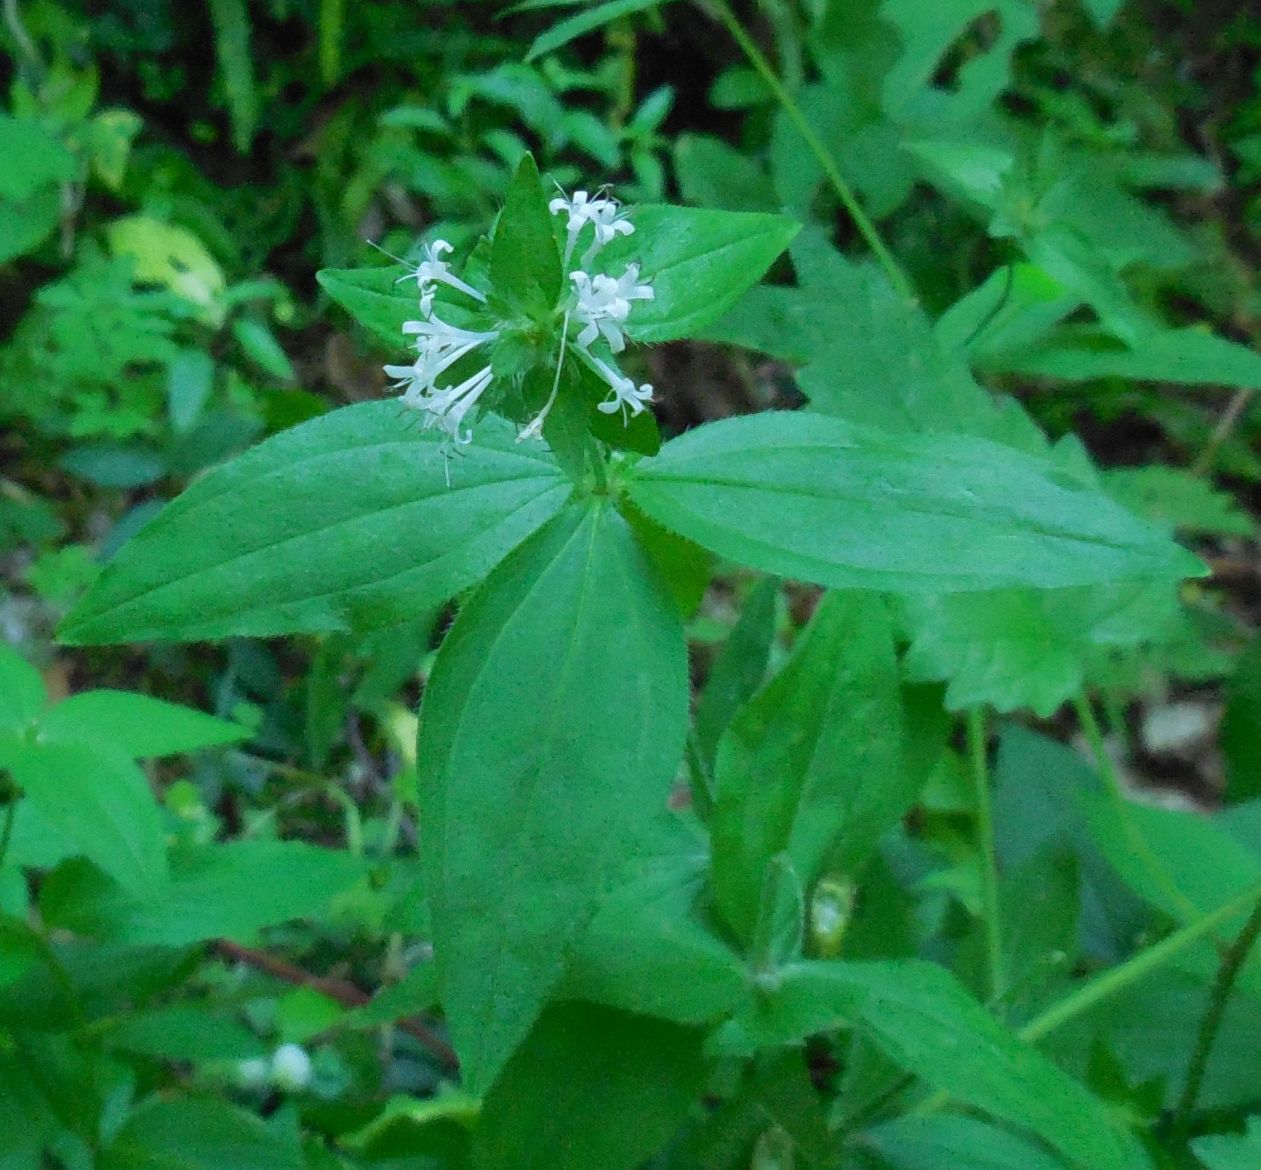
[4, 2, 1261, 1167]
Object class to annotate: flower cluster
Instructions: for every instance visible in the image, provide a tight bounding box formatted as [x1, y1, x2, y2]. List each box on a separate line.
[383, 185, 654, 455]
[384, 241, 499, 448]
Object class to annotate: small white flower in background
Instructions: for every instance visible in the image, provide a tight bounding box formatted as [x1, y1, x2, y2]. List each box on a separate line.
[235, 1057, 270, 1090]
[270, 1043, 313, 1092]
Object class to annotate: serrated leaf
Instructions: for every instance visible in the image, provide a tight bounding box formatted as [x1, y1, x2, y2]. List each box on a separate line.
[490, 153, 561, 309]
[317, 265, 415, 348]
[626, 412, 1203, 594]
[601, 205, 799, 342]
[61, 404, 571, 644]
[419, 501, 688, 1091]
[722, 960, 1138, 1170]
[901, 582, 1182, 717]
[1104, 466, 1253, 537]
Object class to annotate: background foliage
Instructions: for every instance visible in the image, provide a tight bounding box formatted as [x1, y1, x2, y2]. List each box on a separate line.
[4, 1, 1261, 1168]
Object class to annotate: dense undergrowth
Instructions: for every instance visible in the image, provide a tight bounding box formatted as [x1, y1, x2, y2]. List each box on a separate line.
[4, 2, 1261, 1168]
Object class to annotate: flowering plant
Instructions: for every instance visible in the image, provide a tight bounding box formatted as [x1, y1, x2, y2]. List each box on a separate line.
[62, 153, 1199, 1114]
[383, 178, 655, 458]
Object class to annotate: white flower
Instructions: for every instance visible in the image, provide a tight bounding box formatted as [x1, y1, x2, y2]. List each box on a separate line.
[400, 240, 487, 313]
[549, 188, 634, 265]
[404, 363, 495, 445]
[270, 1043, 313, 1092]
[584, 352, 653, 421]
[570, 264, 654, 353]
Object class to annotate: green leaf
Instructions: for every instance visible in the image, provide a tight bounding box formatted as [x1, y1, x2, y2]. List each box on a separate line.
[626, 412, 1203, 593]
[207, 0, 259, 154]
[40, 691, 248, 757]
[0, 741, 167, 895]
[100, 1098, 300, 1170]
[1223, 639, 1261, 804]
[562, 813, 746, 1024]
[317, 266, 415, 348]
[901, 582, 1181, 717]
[712, 592, 906, 943]
[601, 205, 799, 343]
[41, 840, 364, 945]
[991, 325, 1261, 389]
[472, 1003, 704, 1170]
[864, 1116, 1071, 1170]
[692, 575, 779, 773]
[0, 644, 45, 731]
[419, 501, 688, 1091]
[61, 404, 571, 644]
[524, 0, 674, 61]
[1194, 1117, 1261, 1170]
[1104, 467, 1253, 538]
[723, 960, 1137, 1170]
[107, 1005, 264, 1062]
[489, 153, 562, 309]
[0, 114, 77, 200]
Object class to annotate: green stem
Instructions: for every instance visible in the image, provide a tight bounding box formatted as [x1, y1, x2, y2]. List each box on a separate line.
[709, 0, 915, 303]
[0, 801, 15, 869]
[1072, 693, 1202, 923]
[1171, 892, 1261, 1131]
[1021, 878, 1261, 1044]
[913, 878, 1261, 1120]
[967, 709, 1005, 1006]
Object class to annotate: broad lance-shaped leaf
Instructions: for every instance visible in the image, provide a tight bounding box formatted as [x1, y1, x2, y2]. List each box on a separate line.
[61, 403, 571, 644]
[600, 205, 800, 342]
[627, 412, 1203, 593]
[712, 592, 906, 944]
[418, 501, 688, 1092]
[473, 1003, 705, 1170]
[719, 960, 1140, 1170]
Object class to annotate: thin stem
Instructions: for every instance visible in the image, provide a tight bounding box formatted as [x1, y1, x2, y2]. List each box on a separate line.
[0, 801, 15, 869]
[967, 709, 1005, 1006]
[912, 878, 1261, 1120]
[709, 0, 915, 303]
[1193, 386, 1255, 477]
[1171, 892, 1261, 1131]
[213, 939, 457, 1069]
[2, 0, 44, 81]
[1073, 693, 1202, 923]
[1021, 878, 1261, 1044]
